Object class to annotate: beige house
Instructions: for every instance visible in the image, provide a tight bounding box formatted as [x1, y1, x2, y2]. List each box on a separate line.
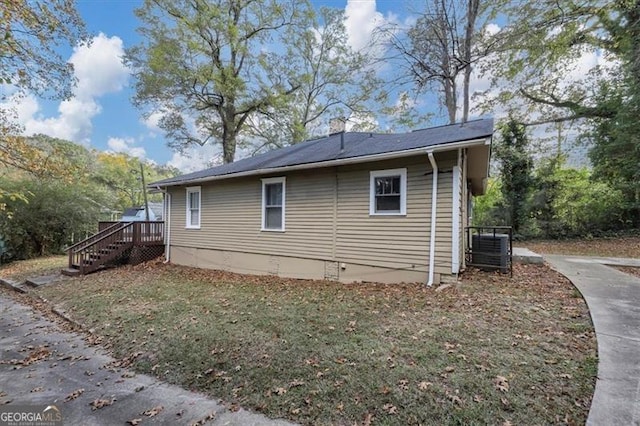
[151, 119, 493, 285]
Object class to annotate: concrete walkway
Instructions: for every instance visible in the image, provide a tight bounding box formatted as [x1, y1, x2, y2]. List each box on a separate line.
[545, 255, 640, 426]
[0, 293, 294, 426]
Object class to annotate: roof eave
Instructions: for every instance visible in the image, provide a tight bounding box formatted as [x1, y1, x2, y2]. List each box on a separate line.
[151, 136, 491, 189]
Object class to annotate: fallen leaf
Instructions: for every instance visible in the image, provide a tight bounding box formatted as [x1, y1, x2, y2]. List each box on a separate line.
[383, 403, 397, 415]
[495, 375, 509, 393]
[289, 379, 305, 388]
[273, 387, 287, 395]
[127, 419, 142, 425]
[190, 411, 216, 425]
[90, 398, 114, 410]
[64, 388, 85, 402]
[142, 405, 164, 417]
[418, 381, 432, 390]
[363, 412, 374, 426]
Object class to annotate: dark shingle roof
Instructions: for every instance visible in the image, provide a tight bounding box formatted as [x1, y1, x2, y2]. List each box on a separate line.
[151, 118, 493, 187]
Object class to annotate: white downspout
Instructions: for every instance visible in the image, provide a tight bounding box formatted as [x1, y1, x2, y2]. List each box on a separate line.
[451, 149, 462, 274]
[427, 152, 438, 287]
[164, 191, 171, 263]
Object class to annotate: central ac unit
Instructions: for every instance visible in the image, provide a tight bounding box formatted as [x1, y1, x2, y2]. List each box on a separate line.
[471, 234, 509, 272]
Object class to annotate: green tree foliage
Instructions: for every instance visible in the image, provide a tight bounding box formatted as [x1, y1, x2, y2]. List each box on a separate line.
[127, 0, 312, 164]
[0, 136, 179, 261]
[0, 178, 104, 259]
[481, 1, 640, 224]
[0, 0, 86, 174]
[494, 118, 533, 235]
[471, 178, 506, 226]
[476, 156, 627, 239]
[529, 156, 626, 238]
[248, 6, 384, 150]
[93, 152, 179, 213]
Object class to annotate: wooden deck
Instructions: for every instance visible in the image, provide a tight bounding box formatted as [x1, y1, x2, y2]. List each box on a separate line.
[63, 221, 164, 276]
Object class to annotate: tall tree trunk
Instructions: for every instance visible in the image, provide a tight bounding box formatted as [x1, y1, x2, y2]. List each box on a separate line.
[438, 3, 457, 124]
[462, 0, 479, 123]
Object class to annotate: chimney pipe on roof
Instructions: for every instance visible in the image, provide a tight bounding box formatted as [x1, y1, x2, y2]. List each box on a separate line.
[329, 117, 346, 135]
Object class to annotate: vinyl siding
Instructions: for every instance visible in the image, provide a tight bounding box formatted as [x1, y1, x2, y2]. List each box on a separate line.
[171, 170, 335, 260]
[168, 154, 457, 280]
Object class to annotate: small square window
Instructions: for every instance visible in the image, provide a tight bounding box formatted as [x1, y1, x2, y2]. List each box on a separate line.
[370, 169, 407, 215]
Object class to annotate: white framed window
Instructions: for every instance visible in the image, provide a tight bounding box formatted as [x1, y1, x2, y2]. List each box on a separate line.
[370, 168, 407, 216]
[261, 177, 285, 231]
[186, 186, 201, 228]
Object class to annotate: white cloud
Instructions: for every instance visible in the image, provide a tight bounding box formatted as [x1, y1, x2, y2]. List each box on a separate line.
[4, 33, 129, 145]
[24, 97, 101, 143]
[345, 112, 378, 132]
[142, 111, 163, 134]
[344, 0, 393, 52]
[70, 33, 129, 100]
[167, 144, 223, 173]
[107, 137, 146, 159]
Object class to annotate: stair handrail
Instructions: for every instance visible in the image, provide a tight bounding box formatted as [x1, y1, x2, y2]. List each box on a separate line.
[66, 221, 127, 252]
[69, 222, 136, 273]
[71, 222, 135, 254]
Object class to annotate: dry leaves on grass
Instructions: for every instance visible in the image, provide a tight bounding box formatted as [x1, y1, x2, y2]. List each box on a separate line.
[520, 236, 640, 258]
[418, 381, 432, 390]
[382, 403, 397, 415]
[495, 376, 510, 393]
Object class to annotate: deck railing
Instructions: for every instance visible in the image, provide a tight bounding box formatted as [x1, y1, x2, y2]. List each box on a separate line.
[68, 222, 164, 274]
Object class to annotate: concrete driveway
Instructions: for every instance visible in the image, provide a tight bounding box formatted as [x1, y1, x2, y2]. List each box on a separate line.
[0, 292, 294, 426]
[545, 255, 640, 426]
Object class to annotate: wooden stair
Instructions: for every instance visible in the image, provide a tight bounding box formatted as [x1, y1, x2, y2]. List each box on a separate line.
[64, 221, 164, 275]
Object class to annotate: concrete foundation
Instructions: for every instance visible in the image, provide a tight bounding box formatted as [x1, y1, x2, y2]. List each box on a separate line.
[170, 245, 435, 284]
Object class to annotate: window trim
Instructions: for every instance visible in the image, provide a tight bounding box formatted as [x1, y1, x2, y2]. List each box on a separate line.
[185, 186, 201, 229]
[369, 168, 407, 216]
[261, 177, 286, 232]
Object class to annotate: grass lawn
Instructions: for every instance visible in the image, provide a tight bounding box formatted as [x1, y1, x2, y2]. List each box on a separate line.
[518, 235, 640, 258]
[0, 255, 66, 282]
[22, 261, 596, 425]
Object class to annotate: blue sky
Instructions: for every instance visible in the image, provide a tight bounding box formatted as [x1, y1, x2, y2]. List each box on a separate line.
[8, 0, 431, 172]
[7, 1, 598, 171]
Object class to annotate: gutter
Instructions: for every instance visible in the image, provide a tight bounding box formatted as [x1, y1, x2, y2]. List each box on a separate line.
[152, 137, 490, 189]
[427, 152, 438, 287]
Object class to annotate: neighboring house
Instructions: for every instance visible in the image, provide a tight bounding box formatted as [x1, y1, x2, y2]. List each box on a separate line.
[150, 118, 493, 285]
[121, 202, 163, 221]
